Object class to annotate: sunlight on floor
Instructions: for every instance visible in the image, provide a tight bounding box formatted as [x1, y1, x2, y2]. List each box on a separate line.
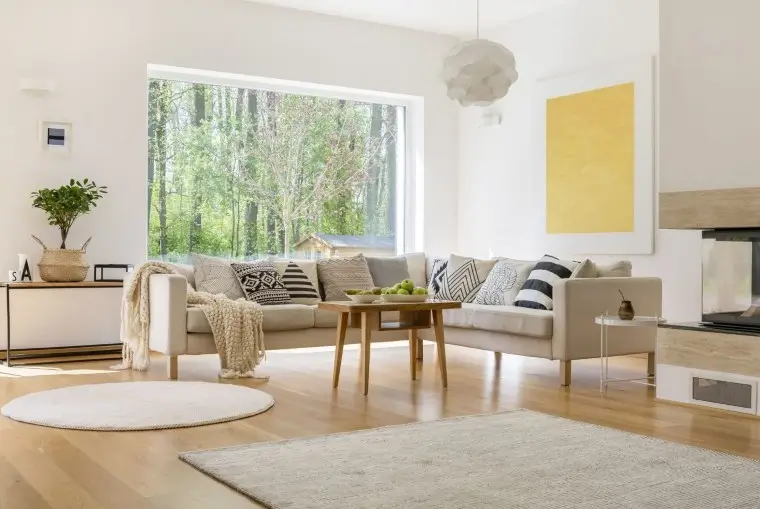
[0, 365, 118, 378]
[276, 341, 409, 355]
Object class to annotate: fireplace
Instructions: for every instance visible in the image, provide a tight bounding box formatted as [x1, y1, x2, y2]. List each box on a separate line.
[702, 228, 760, 331]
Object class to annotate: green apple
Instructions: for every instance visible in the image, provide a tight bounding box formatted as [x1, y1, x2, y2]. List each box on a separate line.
[397, 288, 410, 295]
[381, 287, 390, 294]
[412, 287, 427, 295]
[392, 283, 403, 291]
[401, 279, 415, 292]
[345, 289, 358, 295]
[372, 287, 382, 295]
[387, 288, 398, 294]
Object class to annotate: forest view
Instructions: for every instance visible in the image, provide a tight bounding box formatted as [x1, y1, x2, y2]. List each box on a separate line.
[147, 79, 403, 261]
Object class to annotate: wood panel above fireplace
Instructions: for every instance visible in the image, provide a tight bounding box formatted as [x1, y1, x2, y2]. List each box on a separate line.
[660, 187, 760, 229]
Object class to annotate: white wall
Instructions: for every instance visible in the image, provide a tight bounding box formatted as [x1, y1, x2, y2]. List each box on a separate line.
[457, 0, 702, 322]
[0, 0, 459, 274]
[660, 0, 760, 192]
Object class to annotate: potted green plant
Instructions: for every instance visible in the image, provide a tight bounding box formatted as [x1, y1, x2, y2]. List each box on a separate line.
[31, 178, 107, 282]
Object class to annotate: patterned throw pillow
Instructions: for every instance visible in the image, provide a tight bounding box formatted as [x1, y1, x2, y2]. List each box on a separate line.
[317, 254, 374, 301]
[437, 254, 497, 303]
[514, 255, 580, 310]
[474, 259, 534, 306]
[192, 254, 245, 300]
[427, 257, 448, 296]
[230, 261, 291, 305]
[272, 260, 320, 304]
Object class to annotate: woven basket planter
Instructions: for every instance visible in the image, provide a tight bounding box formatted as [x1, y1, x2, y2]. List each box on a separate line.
[32, 235, 91, 282]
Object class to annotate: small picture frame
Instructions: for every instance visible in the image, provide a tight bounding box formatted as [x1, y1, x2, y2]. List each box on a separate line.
[40, 121, 72, 152]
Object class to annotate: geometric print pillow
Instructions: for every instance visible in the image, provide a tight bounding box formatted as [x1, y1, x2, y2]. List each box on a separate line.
[474, 259, 534, 306]
[427, 257, 448, 297]
[514, 254, 579, 311]
[278, 261, 320, 304]
[230, 261, 291, 306]
[191, 254, 245, 300]
[437, 254, 497, 303]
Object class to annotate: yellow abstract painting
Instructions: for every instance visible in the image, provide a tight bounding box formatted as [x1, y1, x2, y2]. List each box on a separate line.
[545, 82, 635, 234]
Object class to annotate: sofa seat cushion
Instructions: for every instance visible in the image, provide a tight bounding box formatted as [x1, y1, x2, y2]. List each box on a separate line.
[442, 306, 478, 329]
[187, 304, 315, 333]
[467, 304, 553, 338]
[313, 308, 401, 328]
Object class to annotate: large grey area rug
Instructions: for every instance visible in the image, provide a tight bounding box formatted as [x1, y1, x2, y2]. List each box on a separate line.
[181, 409, 760, 509]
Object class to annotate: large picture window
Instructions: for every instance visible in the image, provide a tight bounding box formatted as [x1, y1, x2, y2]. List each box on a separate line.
[147, 78, 405, 262]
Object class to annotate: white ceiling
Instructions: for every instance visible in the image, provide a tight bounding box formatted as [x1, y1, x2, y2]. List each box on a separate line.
[246, 0, 572, 37]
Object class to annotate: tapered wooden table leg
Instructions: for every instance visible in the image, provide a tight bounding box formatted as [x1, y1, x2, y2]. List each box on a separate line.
[332, 312, 348, 388]
[432, 309, 448, 388]
[408, 330, 417, 380]
[361, 312, 372, 395]
[416, 336, 424, 361]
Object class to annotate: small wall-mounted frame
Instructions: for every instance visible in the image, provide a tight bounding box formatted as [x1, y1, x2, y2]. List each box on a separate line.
[40, 121, 72, 152]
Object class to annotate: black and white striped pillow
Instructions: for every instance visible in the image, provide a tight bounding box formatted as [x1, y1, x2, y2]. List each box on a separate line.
[514, 255, 579, 310]
[281, 261, 320, 303]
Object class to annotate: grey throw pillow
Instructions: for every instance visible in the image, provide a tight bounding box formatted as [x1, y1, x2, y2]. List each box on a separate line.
[317, 254, 374, 301]
[365, 256, 411, 288]
[192, 254, 245, 300]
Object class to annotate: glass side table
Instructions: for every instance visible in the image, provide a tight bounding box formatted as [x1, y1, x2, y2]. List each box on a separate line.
[596, 314, 660, 393]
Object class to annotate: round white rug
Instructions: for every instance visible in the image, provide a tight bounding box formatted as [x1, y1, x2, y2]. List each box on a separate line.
[1, 381, 274, 431]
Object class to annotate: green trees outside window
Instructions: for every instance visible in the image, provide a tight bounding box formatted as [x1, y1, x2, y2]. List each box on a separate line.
[148, 79, 403, 262]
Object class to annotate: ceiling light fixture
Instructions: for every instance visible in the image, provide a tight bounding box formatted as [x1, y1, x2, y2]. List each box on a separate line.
[441, 0, 519, 107]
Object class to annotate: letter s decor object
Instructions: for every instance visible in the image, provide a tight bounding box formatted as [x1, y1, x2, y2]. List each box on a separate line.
[7, 271, 18, 283]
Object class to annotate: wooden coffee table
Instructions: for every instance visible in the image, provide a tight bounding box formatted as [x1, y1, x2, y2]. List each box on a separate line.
[318, 299, 462, 395]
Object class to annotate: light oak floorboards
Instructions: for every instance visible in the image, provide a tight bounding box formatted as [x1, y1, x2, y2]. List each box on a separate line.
[1, 345, 760, 508]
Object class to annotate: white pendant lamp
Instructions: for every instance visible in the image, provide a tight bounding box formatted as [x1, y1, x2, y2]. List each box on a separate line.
[442, 0, 519, 107]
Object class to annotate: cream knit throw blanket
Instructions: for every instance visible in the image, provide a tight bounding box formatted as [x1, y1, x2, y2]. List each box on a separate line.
[117, 262, 266, 378]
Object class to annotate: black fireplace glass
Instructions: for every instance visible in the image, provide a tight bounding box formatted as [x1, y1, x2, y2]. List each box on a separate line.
[702, 229, 760, 330]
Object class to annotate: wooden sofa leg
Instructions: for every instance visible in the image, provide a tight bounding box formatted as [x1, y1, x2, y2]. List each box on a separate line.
[416, 337, 423, 360]
[167, 355, 178, 380]
[560, 360, 571, 387]
[647, 352, 656, 377]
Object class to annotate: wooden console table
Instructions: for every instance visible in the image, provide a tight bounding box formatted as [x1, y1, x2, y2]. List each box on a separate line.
[318, 300, 461, 395]
[1, 281, 123, 366]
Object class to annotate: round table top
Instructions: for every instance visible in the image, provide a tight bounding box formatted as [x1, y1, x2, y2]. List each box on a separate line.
[594, 315, 661, 326]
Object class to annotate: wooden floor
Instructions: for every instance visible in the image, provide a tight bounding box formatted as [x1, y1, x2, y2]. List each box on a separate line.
[1, 343, 759, 508]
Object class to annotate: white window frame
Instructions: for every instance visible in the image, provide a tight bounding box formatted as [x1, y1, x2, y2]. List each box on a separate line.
[147, 64, 424, 255]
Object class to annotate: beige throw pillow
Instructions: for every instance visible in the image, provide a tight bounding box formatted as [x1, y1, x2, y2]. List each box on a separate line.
[317, 254, 375, 301]
[596, 260, 633, 277]
[192, 254, 245, 300]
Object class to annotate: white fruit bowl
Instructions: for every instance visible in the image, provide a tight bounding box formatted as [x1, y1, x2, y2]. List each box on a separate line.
[345, 293, 380, 303]
[381, 294, 428, 303]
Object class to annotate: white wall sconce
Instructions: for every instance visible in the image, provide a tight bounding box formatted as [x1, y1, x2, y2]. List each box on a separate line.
[19, 78, 57, 94]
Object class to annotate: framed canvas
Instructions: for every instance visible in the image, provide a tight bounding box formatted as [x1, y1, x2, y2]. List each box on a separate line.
[534, 56, 654, 255]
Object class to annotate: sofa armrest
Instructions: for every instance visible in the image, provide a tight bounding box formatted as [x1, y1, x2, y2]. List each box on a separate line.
[147, 274, 188, 355]
[552, 277, 662, 360]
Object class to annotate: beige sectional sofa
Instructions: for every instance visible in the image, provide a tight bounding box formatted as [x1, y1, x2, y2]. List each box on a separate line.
[143, 257, 661, 386]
